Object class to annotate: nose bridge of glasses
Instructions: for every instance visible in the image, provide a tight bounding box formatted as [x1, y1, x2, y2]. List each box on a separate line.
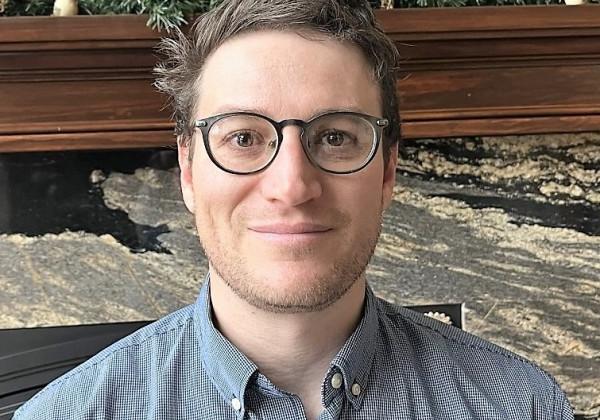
[274, 118, 317, 168]
[276, 118, 310, 147]
[277, 118, 307, 135]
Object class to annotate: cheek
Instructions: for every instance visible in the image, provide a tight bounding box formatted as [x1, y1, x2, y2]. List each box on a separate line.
[355, 186, 384, 222]
[327, 172, 384, 224]
[353, 163, 385, 205]
[191, 165, 255, 231]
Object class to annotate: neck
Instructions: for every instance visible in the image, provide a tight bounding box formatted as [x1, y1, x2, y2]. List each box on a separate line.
[209, 270, 366, 403]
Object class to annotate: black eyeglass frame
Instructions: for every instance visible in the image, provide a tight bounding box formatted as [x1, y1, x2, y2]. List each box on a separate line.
[193, 111, 389, 175]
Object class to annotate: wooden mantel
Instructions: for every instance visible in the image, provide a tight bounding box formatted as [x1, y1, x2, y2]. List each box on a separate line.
[0, 15, 172, 152]
[1, 6, 600, 152]
[380, 6, 600, 139]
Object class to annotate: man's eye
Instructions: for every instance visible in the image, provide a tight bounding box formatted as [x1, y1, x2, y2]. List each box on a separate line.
[322, 131, 346, 146]
[229, 131, 257, 147]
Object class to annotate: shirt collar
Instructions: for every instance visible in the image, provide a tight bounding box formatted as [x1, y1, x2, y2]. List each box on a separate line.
[193, 275, 257, 416]
[194, 275, 379, 413]
[325, 283, 379, 410]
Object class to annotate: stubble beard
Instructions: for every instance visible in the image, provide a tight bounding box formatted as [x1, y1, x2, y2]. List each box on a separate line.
[198, 209, 383, 314]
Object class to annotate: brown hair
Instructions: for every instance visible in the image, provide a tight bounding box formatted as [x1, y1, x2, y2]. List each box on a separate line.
[154, 0, 401, 163]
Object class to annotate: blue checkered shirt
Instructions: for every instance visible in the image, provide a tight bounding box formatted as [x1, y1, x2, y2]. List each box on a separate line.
[14, 278, 573, 419]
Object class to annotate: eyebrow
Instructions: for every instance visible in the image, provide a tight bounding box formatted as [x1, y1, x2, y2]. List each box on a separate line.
[206, 105, 368, 121]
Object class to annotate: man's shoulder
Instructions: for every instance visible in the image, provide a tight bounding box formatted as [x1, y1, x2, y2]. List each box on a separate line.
[376, 296, 554, 381]
[372, 296, 573, 419]
[14, 305, 199, 420]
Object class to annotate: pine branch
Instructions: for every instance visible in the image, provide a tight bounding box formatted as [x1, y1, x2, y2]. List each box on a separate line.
[2, 0, 53, 16]
[3, 0, 599, 23]
[78, 0, 216, 32]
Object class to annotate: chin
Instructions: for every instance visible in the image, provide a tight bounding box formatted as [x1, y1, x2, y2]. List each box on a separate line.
[256, 261, 335, 283]
[213, 257, 363, 313]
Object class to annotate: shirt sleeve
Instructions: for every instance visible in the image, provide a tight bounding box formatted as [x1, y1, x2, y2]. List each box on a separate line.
[555, 383, 575, 420]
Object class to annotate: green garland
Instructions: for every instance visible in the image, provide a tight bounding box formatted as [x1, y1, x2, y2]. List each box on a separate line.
[0, 0, 220, 32]
[2, 0, 54, 16]
[1, 0, 596, 31]
[80, 0, 221, 31]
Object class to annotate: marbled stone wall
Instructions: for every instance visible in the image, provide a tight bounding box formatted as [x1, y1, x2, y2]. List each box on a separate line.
[0, 133, 598, 416]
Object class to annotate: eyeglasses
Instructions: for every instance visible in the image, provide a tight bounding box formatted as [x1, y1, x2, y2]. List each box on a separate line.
[193, 111, 388, 175]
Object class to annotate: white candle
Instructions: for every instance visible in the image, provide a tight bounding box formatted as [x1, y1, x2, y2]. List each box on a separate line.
[53, 0, 78, 16]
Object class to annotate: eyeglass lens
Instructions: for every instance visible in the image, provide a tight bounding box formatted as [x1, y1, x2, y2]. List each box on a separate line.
[206, 113, 377, 174]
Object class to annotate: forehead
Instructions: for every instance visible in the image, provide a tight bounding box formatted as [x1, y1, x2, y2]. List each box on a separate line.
[196, 30, 381, 119]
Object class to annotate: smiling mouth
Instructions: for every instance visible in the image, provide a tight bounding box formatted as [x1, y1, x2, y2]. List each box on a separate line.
[247, 229, 333, 248]
[248, 223, 332, 235]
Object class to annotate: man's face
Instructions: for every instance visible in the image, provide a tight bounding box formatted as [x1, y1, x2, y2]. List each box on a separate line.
[179, 30, 397, 313]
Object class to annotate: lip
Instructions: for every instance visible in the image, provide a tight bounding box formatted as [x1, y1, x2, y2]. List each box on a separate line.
[248, 223, 332, 235]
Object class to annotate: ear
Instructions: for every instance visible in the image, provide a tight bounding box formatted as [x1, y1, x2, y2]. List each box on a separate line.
[381, 143, 398, 211]
[178, 138, 195, 214]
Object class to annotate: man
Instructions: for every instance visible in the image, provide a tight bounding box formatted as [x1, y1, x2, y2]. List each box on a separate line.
[14, 0, 573, 419]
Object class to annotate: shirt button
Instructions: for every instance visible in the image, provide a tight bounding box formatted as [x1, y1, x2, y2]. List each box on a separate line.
[231, 398, 242, 411]
[330, 372, 343, 389]
[351, 383, 361, 396]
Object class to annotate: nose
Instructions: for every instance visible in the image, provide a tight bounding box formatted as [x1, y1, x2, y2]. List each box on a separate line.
[259, 126, 323, 207]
